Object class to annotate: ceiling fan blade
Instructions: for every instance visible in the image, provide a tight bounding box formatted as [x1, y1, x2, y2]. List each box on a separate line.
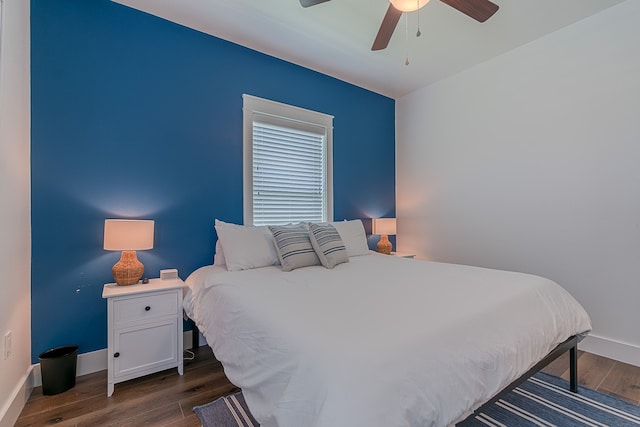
[299, 0, 331, 7]
[372, 4, 403, 51]
[440, 0, 499, 22]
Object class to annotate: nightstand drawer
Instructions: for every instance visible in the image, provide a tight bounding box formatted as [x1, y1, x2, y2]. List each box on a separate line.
[113, 291, 178, 324]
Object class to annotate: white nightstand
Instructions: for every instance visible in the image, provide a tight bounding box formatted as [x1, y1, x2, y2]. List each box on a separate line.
[390, 252, 416, 259]
[102, 278, 186, 397]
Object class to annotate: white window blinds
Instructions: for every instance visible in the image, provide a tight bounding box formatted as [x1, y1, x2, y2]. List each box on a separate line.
[252, 117, 326, 226]
[243, 94, 333, 226]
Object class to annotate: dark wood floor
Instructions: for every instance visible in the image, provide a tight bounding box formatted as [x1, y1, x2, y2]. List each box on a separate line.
[16, 347, 238, 427]
[15, 347, 640, 426]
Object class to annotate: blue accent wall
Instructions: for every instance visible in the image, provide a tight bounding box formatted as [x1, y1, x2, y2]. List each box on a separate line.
[31, 0, 395, 361]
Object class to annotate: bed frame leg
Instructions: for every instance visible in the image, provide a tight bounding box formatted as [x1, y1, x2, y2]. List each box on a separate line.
[569, 345, 578, 393]
[192, 321, 200, 349]
[456, 336, 579, 425]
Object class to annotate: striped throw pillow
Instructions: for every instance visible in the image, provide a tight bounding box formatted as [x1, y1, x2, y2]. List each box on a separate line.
[309, 223, 349, 269]
[269, 224, 321, 272]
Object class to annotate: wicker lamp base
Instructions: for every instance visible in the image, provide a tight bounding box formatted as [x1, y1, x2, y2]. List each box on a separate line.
[377, 235, 392, 255]
[112, 250, 144, 286]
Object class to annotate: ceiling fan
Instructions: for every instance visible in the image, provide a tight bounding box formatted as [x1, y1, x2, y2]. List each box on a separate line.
[299, 0, 499, 51]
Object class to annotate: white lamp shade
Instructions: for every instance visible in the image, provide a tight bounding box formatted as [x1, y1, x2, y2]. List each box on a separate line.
[104, 219, 154, 251]
[372, 218, 397, 236]
[390, 0, 430, 12]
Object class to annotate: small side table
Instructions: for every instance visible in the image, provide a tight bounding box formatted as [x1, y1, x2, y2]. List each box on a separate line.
[102, 278, 186, 397]
[390, 252, 416, 259]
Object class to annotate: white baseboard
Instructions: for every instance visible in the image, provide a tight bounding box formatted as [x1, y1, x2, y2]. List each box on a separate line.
[0, 366, 33, 427]
[29, 331, 197, 387]
[21, 333, 640, 388]
[28, 333, 632, 387]
[579, 334, 640, 368]
[29, 348, 108, 388]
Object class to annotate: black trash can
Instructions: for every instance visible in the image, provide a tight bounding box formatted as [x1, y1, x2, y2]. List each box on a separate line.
[38, 345, 79, 395]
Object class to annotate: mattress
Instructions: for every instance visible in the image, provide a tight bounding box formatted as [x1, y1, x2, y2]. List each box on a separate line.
[184, 252, 591, 427]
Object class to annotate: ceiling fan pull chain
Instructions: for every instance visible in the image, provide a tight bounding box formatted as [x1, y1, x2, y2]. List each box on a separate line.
[416, 0, 422, 37]
[405, 12, 410, 65]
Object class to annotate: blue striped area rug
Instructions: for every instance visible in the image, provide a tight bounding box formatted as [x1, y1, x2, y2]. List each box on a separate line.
[193, 372, 640, 427]
[194, 391, 258, 427]
[464, 372, 640, 426]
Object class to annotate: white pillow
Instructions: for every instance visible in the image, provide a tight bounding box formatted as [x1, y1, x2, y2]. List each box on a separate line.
[330, 219, 370, 257]
[214, 219, 280, 271]
[269, 223, 320, 272]
[308, 223, 349, 269]
[213, 240, 226, 267]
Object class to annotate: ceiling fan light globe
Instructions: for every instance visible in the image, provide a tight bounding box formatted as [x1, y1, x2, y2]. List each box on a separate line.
[390, 0, 430, 13]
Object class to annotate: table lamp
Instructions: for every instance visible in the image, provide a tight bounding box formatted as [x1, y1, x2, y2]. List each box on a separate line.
[372, 218, 396, 255]
[104, 219, 154, 286]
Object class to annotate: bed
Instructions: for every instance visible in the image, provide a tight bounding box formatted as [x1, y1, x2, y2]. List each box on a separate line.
[184, 220, 591, 427]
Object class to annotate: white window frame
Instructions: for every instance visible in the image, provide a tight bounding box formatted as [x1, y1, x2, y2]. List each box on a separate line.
[0, 0, 4, 92]
[243, 94, 334, 226]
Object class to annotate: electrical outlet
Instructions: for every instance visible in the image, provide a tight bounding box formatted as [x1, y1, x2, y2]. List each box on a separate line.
[3, 331, 12, 360]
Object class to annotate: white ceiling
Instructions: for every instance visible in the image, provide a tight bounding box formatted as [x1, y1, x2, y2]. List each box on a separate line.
[113, 0, 625, 99]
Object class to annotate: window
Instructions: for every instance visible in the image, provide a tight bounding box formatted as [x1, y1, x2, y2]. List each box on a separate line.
[243, 94, 333, 226]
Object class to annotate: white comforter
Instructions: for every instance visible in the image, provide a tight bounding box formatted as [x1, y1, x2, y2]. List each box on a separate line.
[185, 253, 591, 427]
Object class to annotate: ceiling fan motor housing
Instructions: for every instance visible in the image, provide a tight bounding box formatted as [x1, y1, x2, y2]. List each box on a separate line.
[390, 0, 430, 13]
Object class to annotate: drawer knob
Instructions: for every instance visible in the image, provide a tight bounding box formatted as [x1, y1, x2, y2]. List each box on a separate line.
[145, 306, 151, 311]
[114, 352, 120, 358]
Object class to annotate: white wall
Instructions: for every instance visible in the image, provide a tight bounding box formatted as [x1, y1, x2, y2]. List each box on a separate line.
[0, 0, 32, 425]
[397, 0, 640, 365]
